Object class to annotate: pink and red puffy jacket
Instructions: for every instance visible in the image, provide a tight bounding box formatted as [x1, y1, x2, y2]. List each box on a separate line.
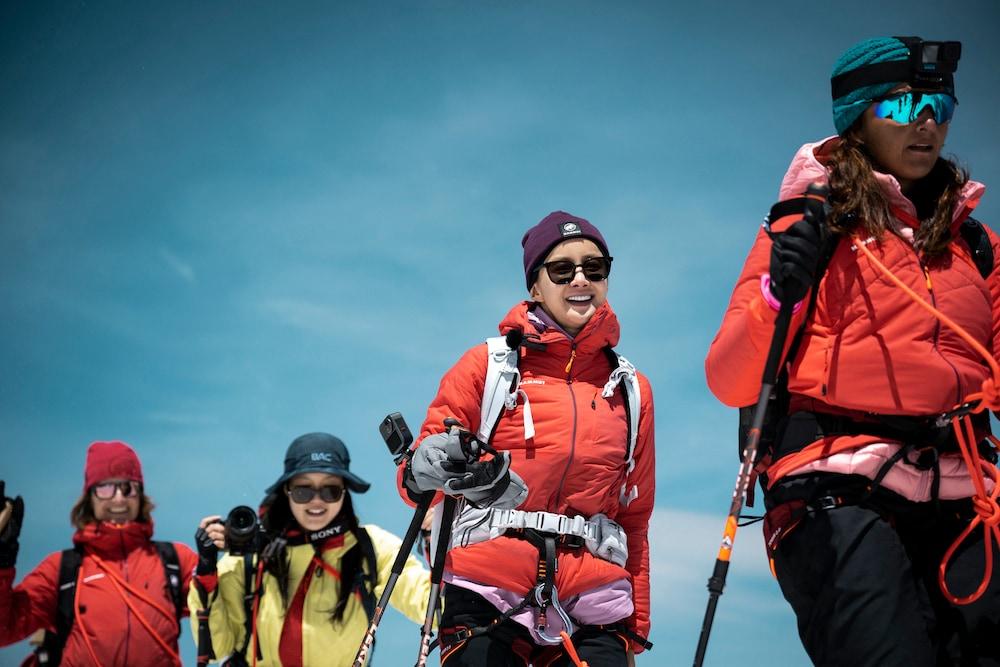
[706, 136, 997, 498]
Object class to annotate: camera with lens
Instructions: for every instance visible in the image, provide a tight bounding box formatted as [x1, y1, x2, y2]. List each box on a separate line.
[224, 505, 267, 556]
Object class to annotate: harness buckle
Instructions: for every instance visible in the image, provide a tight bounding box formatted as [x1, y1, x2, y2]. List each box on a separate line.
[811, 495, 840, 511]
[914, 446, 940, 470]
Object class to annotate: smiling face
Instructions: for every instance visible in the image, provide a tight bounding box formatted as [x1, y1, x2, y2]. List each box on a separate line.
[286, 472, 345, 531]
[856, 86, 950, 194]
[90, 479, 141, 524]
[529, 238, 609, 336]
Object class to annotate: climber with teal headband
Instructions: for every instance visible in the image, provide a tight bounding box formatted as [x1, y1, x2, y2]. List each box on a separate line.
[706, 34, 1000, 666]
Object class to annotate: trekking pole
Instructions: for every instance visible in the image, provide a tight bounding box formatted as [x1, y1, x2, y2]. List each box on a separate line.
[353, 414, 434, 667]
[414, 494, 458, 667]
[693, 184, 828, 667]
[692, 299, 794, 667]
[414, 417, 490, 667]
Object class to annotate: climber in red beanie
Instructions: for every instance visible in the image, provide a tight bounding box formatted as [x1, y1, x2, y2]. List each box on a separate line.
[0, 441, 197, 666]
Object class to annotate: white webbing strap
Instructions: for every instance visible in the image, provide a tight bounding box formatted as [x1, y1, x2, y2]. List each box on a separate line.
[451, 506, 628, 568]
[602, 353, 641, 506]
[478, 337, 534, 443]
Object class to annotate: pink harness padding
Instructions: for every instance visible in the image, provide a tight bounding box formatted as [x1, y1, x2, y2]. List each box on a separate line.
[785, 441, 996, 502]
[444, 574, 634, 645]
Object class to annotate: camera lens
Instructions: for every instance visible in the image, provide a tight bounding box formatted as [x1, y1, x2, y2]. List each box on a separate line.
[224, 505, 261, 554]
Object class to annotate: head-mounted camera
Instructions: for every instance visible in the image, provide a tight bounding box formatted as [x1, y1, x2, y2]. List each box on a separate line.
[831, 36, 961, 101]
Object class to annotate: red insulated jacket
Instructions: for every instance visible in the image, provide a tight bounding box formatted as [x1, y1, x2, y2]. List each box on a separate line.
[401, 301, 655, 645]
[0, 520, 197, 667]
[706, 137, 998, 486]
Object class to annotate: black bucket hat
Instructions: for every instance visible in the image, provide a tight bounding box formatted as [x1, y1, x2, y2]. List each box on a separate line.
[265, 432, 371, 496]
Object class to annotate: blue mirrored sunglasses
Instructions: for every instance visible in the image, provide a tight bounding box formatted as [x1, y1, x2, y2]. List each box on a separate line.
[873, 91, 956, 125]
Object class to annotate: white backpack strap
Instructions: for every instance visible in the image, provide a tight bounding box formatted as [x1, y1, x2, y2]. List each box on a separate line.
[478, 337, 535, 444]
[601, 351, 641, 506]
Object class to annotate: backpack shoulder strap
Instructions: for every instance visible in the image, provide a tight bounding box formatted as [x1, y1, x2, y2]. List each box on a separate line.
[152, 541, 184, 625]
[39, 547, 84, 666]
[478, 334, 534, 444]
[237, 553, 258, 660]
[601, 346, 642, 507]
[960, 216, 994, 280]
[353, 527, 378, 623]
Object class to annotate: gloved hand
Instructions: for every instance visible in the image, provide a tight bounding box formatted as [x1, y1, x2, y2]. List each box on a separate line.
[406, 431, 472, 494]
[769, 217, 824, 304]
[440, 453, 528, 509]
[194, 516, 223, 575]
[0, 481, 25, 569]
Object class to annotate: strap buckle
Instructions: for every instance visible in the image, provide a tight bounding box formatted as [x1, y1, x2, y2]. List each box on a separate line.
[811, 495, 840, 511]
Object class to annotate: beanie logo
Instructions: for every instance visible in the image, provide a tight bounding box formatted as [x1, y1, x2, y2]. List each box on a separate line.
[311, 453, 333, 462]
[560, 222, 582, 237]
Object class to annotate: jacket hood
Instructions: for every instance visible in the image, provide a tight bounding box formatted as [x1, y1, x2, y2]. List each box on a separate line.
[779, 136, 986, 226]
[498, 301, 621, 354]
[73, 520, 154, 558]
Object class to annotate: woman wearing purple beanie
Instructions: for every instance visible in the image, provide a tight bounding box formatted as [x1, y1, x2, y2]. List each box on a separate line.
[706, 36, 1000, 664]
[398, 212, 655, 665]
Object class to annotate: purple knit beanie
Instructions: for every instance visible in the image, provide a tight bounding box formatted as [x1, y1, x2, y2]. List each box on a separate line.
[521, 211, 610, 289]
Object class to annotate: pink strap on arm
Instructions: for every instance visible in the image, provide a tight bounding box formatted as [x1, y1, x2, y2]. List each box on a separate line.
[760, 274, 804, 314]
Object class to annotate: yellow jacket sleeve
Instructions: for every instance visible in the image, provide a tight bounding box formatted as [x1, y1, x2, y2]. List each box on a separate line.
[364, 523, 430, 625]
[186, 554, 252, 661]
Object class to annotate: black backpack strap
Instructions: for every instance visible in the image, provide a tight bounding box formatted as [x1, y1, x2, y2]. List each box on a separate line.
[235, 553, 261, 661]
[36, 547, 84, 666]
[353, 527, 378, 623]
[153, 541, 184, 627]
[959, 216, 994, 280]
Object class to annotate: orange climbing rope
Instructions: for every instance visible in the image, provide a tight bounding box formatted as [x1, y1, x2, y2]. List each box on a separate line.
[559, 630, 590, 667]
[854, 237, 1000, 605]
[80, 553, 183, 666]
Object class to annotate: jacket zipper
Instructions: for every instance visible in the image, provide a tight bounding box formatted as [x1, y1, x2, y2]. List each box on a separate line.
[553, 343, 578, 508]
[121, 530, 131, 666]
[910, 246, 963, 404]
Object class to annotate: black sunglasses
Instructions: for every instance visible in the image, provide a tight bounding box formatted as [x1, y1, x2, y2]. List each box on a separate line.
[286, 484, 345, 504]
[539, 256, 613, 285]
[91, 481, 141, 500]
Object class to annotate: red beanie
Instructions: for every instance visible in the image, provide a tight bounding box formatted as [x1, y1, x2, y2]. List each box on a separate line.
[84, 441, 143, 491]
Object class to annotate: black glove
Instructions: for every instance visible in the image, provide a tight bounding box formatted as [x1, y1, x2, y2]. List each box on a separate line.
[0, 481, 24, 569]
[440, 453, 529, 508]
[194, 525, 220, 575]
[769, 215, 824, 304]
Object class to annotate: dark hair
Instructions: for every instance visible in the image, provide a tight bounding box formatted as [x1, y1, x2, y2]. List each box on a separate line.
[826, 132, 968, 259]
[69, 489, 155, 529]
[259, 490, 365, 625]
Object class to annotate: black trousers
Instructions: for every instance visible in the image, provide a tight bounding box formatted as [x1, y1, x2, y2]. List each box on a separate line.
[770, 476, 1000, 667]
[439, 585, 629, 666]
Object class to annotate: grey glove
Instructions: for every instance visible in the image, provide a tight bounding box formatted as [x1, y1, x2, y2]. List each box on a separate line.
[407, 431, 470, 493]
[441, 453, 528, 509]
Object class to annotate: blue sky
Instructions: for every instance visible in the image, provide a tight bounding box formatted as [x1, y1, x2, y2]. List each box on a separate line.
[2, 1, 998, 665]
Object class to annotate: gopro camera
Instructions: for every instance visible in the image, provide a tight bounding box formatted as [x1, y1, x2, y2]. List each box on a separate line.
[380, 412, 414, 465]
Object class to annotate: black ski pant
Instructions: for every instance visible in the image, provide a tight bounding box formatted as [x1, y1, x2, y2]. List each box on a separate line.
[439, 585, 629, 666]
[770, 475, 1000, 667]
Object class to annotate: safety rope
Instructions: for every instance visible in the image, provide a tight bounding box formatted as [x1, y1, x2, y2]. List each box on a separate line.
[83, 553, 183, 666]
[558, 630, 589, 667]
[854, 237, 1000, 605]
[74, 565, 104, 667]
